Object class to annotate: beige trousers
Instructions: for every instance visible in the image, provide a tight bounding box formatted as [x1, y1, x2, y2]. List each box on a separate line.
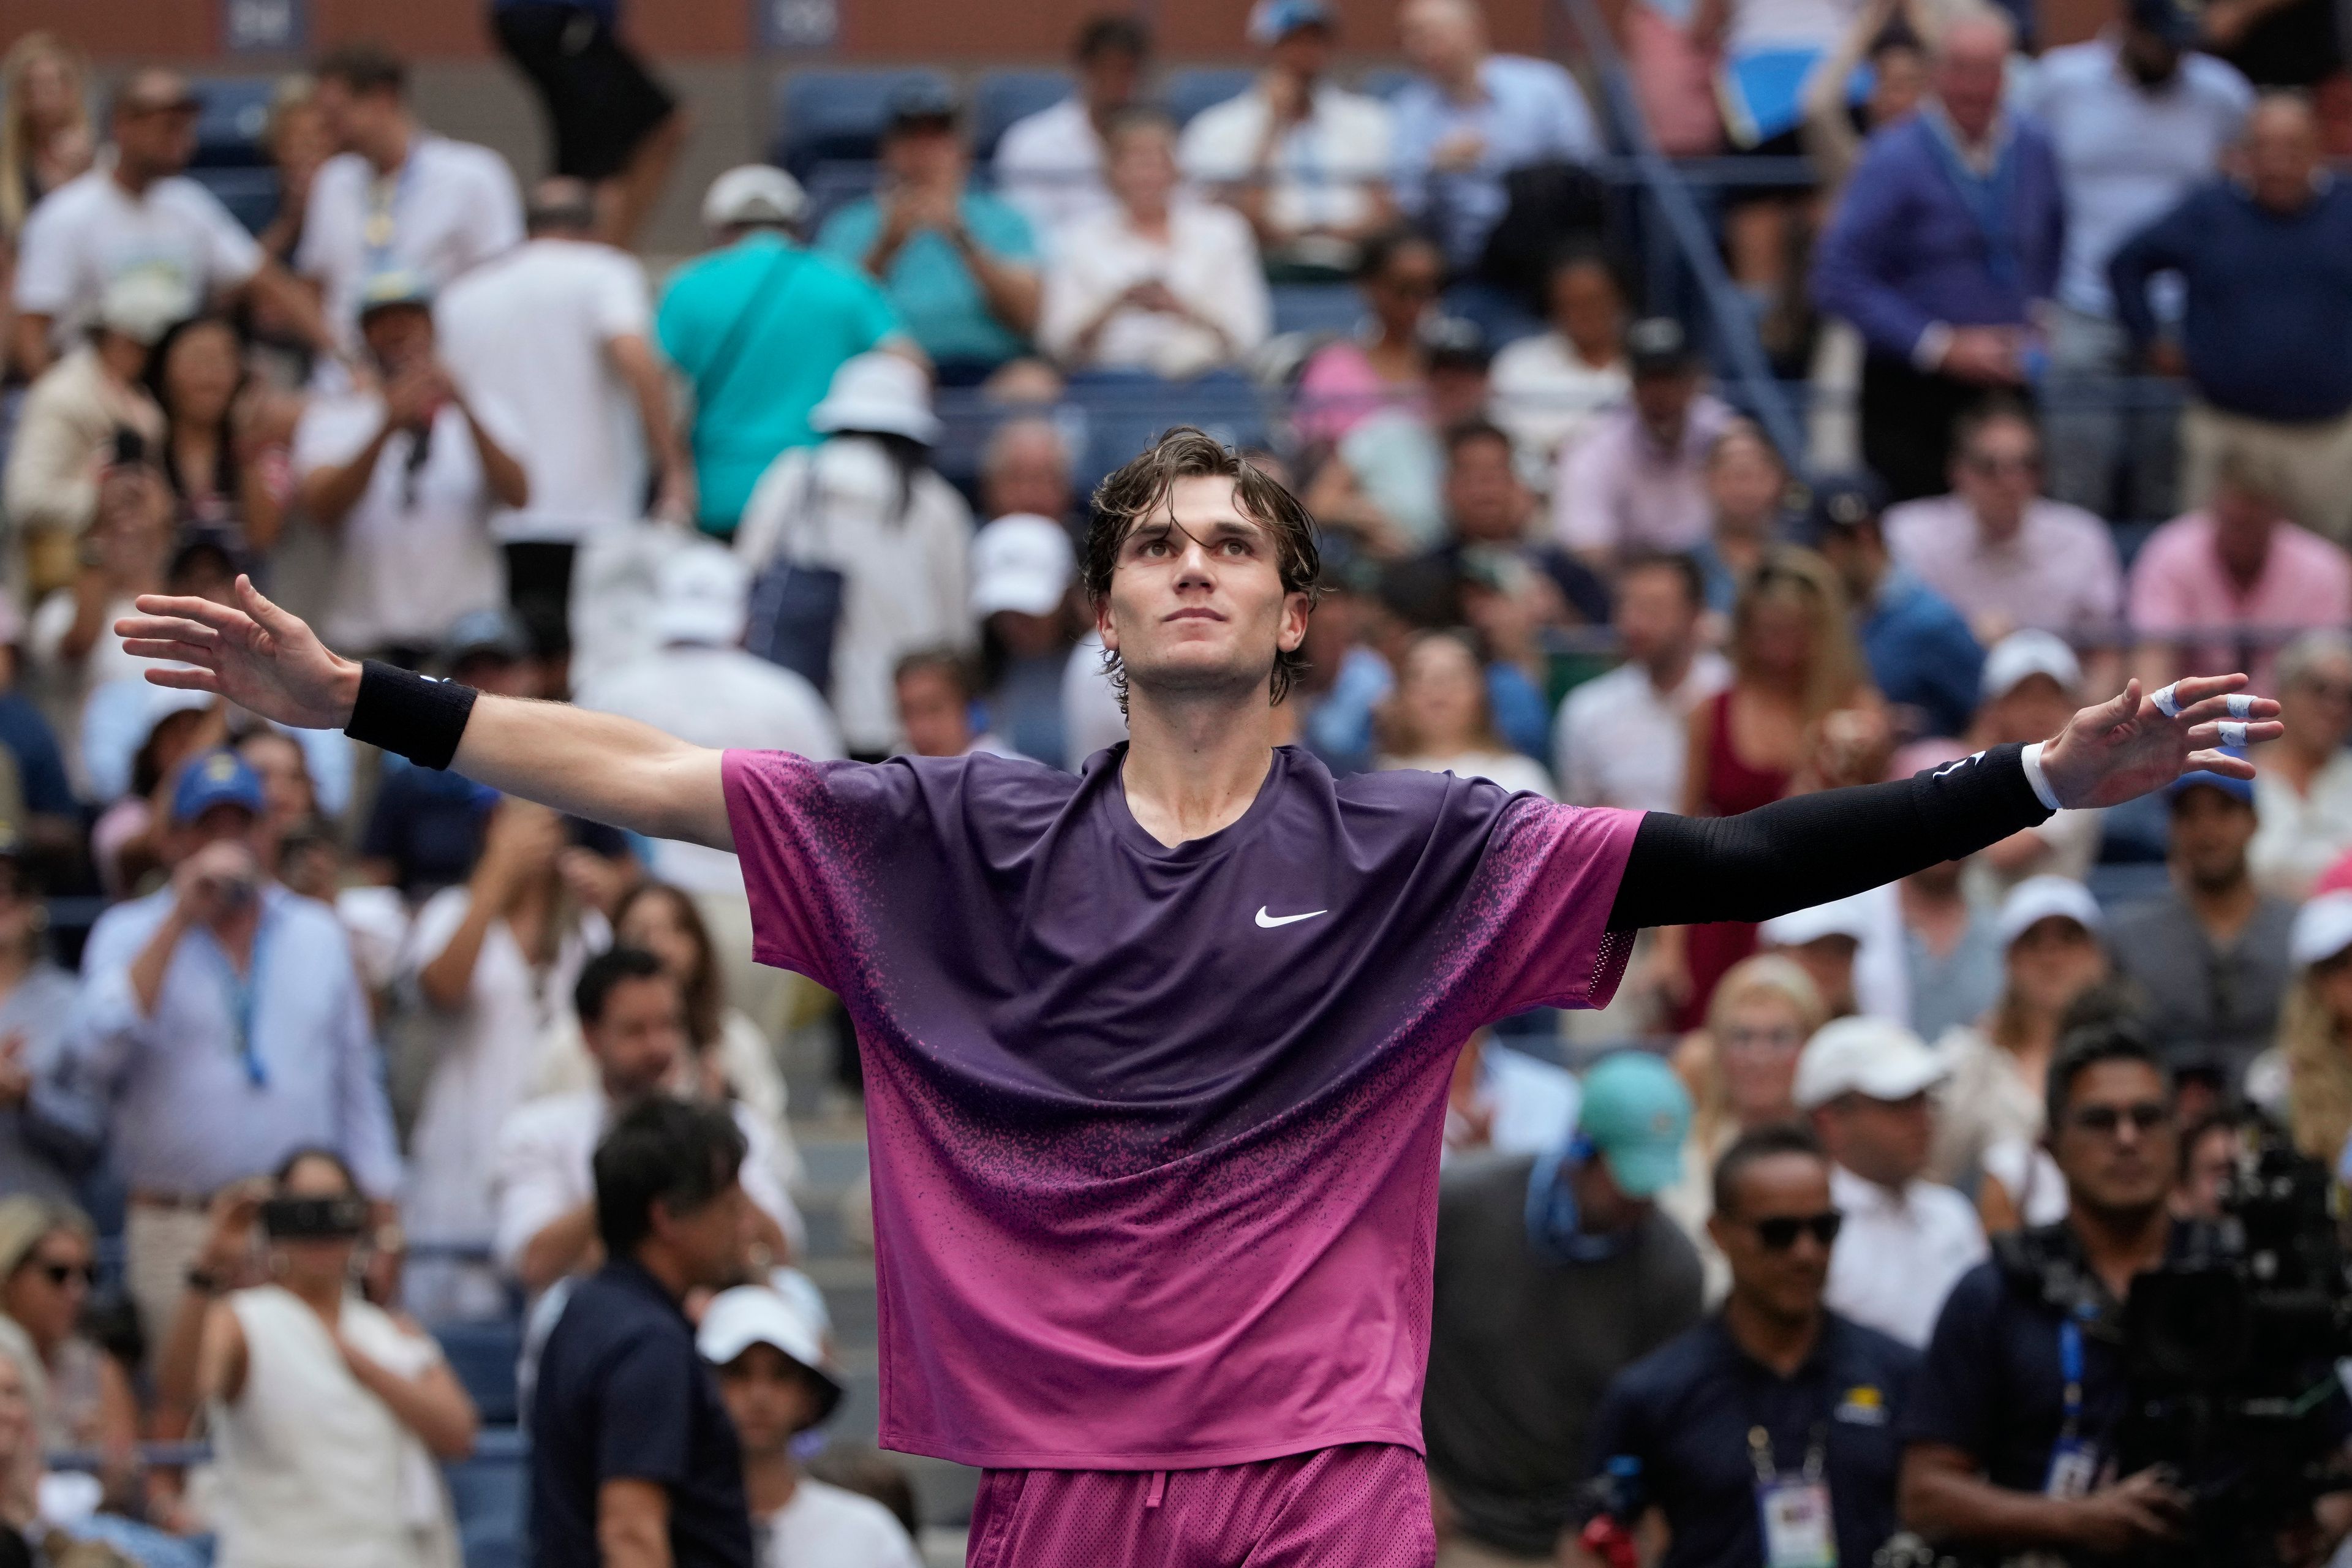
[2180, 401, 2352, 545]
[124, 1205, 216, 1361]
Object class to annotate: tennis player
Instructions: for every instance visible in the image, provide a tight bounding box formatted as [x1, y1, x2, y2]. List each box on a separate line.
[118, 428, 2274, 1566]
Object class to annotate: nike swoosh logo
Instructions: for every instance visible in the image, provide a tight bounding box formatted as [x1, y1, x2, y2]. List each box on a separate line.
[1255, 907, 1328, 929]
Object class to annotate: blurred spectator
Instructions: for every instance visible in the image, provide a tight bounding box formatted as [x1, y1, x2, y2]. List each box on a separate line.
[81, 688, 221, 897]
[141, 314, 285, 549]
[979, 416, 1077, 528]
[1441, 1028, 1582, 1159]
[703, 1286, 921, 1568]
[1882, 404, 2122, 649]
[35, 475, 178, 802]
[1553, 317, 1736, 573]
[2111, 93, 2352, 542]
[2267, 892, 2352, 1163]
[1431, 416, 1609, 635]
[657, 166, 903, 537]
[438, 175, 693, 662]
[995, 15, 1152, 245]
[1306, 314, 1494, 550]
[401, 799, 608, 1319]
[3, 274, 169, 599]
[233, 728, 315, 875]
[187, 1150, 473, 1564]
[2107, 761, 2292, 1084]
[1376, 630, 1555, 796]
[252, 77, 331, 274]
[1555, 550, 1728, 812]
[1811, 12, 2062, 502]
[1798, 0, 1931, 194]
[0, 34, 92, 245]
[2250, 631, 2352, 899]
[58, 748, 402, 1343]
[0, 1201, 133, 1476]
[10, 69, 330, 378]
[1761, 889, 1909, 1024]
[1896, 846, 2002, 1049]
[1293, 228, 1442, 447]
[1181, 0, 1397, 277]
[1488, 247, 1629, 478]
[1964, 632, 2102, 902]
[2127, 446, 2352, 698]
[971, 514, 1079, 767]
[298, 44, 522, 349]
[1660, 954, 1825, 1300]
[816, 83, 1041, 385]
[736, 353, 974, 757]
[1796, 1018, 1988, 1346]
[491, 0, 687, 248]
[1588, 1127, 1918, 1568]
[1390, 0, 1604, 273]
[895, 649, 1016, 760]
[2170, 1106, 2242, 1219]
[2022, 0, 2250, 521]
[1691, 420, 1792, 613]
[1038, 107, 1269, 379]
[0, 839, 89, 1207]
[1423, 1052, 1703, 1565]
[293, 273, 529, 663]
[491, 949, 797, 1295]
[531, 1097, 756, 1568]
[1931, 876, 2108, 1225]
[1809, 471, 1983, 741]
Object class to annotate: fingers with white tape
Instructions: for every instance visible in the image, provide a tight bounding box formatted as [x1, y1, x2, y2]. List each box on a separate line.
[2219, 721, 2248, 748]
[2151, 684, 2183, 720]
[2225, 693, 2255, 720]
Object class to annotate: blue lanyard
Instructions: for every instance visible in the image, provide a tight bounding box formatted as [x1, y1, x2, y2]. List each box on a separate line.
[1525, 1137, 1635, 1264]
[362, 150, 421, 276]
[1923, 112, 2022, 292]
[208, 905, 273, 1088]
[2057, 1316, 2085, 1439]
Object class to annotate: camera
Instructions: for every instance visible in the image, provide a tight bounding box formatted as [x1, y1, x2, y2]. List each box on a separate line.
[260, 1195, 370, 1241]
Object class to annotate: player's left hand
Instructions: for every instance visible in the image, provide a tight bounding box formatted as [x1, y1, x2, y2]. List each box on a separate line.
[2037, 674, 2281, 810]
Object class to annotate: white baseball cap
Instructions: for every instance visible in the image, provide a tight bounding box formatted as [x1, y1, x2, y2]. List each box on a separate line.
[1761, 892, 1874, 949]
[2291, 891, 2352, 969]
[1981, 630, 2082, 703]
[701, 164, 808, 230]
[695, 1286, 843, 1422]
[1994, 874, 2105, 949]
[653, 542, 751, 647]
[971, 514, 1075, 619]
[1793, 1016, 1950, 1110]
[97, 270, 195, 345]
[811, 351, 941, 446]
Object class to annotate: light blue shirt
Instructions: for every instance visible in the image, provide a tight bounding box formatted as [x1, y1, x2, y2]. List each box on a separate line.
[57, 885, 402, 1198]
[816, 190, 1038, 369]
[2015, 37, 2252, 318]
[1390, 55, 1604, 266]
[79, 679, 354, 812]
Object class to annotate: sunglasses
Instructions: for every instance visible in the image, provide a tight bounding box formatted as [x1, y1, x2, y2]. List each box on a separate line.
[34, 1261, 96, 1289]
[1748, 1211, 1842, 1251]
[2069, 1101, 2169, 1136]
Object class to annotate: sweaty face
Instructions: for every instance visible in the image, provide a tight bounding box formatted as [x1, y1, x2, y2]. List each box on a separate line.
[589, 974, 688, 1101]
[2051, 1060, 2176, 1216]
[1099, 474, 1309, 709]
[1713, 1153, 1837, 1321]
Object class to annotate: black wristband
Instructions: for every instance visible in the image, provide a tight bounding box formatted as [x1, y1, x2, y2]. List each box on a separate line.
[344, 660, 478, 771]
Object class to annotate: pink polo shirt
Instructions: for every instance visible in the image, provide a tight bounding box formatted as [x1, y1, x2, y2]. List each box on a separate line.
[2127, 512, 2352, 693]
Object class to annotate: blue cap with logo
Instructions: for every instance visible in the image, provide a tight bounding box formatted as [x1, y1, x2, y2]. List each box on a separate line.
[2165, 747, 2254, 807]
[172, 748, 265, 826]
[1578, 1051, 1694, 1197]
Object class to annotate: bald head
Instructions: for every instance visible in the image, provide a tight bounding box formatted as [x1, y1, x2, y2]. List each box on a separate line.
[1932, 9, 2013, 143]
[2247, 92, 2321, 213]
[1401, 0, 1487, 82]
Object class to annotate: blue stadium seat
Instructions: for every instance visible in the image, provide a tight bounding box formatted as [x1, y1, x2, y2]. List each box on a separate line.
[435, 1320, 522, 1427]
[445, 1428, 527, 1568]
[1357, 66, 1417, 101]
[973, 69, 1072, 161]
[1163, 67, 1257, 126]
[192, 78, 277, 169]
[771, 68, 952, 182]
[1271, 282, 1362, 337]
[1057, 372, 1273, 494]
[187, 167, 279, 236]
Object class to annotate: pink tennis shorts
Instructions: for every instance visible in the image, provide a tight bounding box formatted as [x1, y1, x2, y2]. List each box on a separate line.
[963, 1442, 1436, 1567]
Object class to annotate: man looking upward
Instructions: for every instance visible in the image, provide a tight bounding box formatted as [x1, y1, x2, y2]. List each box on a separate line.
[118, 428, 2275, 1567]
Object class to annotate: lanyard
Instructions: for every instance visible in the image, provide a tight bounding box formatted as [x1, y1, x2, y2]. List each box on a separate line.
[1921, 111, 2022, 292]
[1749, 1422, 1828, 1486]
[362, 149, 421, 275]
[207, 905, 274, 1088]
[2057, 1316, 2085, 1442]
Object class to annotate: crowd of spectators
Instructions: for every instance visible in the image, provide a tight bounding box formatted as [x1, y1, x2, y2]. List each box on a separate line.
[0, 0, 2346, 1563]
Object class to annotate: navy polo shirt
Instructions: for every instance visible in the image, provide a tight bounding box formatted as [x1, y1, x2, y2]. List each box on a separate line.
[1587, 1313, 1918, 1568]
[529, 1259, 754, 1568]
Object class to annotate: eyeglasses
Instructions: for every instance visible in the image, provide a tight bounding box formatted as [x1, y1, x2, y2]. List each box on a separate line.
[1722, 1025, 1806, 1052]
[35, 1262, 96, 1290]
[1964, 451, 2040, 477]
[2068, 1101, 2169, 1136]
[1748, 1212, 1842, 1251]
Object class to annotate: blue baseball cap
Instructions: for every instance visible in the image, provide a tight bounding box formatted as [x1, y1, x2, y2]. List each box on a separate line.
[1578, 1052, 1694, 1198]
[1248, 0, 1335, 44]
[172, 748, 265, 826]
[2166, 747, 2254, 808]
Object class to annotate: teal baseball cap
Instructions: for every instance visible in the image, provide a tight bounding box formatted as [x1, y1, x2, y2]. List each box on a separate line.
[1578, 1052, 1694, 1198]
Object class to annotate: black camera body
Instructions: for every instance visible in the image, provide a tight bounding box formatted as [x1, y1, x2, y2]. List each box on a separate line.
[260, 1194, 370, 1241]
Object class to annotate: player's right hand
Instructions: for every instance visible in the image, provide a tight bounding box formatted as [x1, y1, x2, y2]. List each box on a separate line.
[117, 576, 363, 733]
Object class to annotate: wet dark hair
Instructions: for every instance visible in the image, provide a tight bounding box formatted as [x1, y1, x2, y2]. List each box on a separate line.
[1082, 426, 1322, 713]
[1712, 1122, 1826, 1218]
[593, 1097, 747, 1257]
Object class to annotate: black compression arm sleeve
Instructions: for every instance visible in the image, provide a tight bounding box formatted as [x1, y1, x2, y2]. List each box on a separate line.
[1605, 743, 2054, 931]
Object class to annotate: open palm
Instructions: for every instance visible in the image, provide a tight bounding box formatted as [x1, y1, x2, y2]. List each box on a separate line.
[2038, 675, 2281, 810]
[114, 577, 362, 732]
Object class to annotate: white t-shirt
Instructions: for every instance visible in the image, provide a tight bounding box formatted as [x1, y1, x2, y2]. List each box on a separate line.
[1381, 748, 1558, 799]
[756, 1479, 923, 1568]
[1178, 83, 1394, 239]
[1489, 336, 1631, 478]
[435, 238, 653, 542]
[993, 97, 1114, 252]
[1553, 652, 1731, 813]
[296, 134, 522, 345]
[12, 168, 262, 345]
[1036, 199, 1271, 378]
[1823, 1164, 1988, 1349]
[292, 388, 519, 652]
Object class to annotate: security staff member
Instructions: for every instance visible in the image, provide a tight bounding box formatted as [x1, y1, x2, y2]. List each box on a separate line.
[1586, 1125, 1917, 1568]
[1897, 1025, 2198, 1561]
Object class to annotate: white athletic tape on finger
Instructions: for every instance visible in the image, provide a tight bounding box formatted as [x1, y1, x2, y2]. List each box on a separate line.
[2220, 721, 2248, 748]
[2152, 684, 2184, 719]
[2226, 693, 2255, 720]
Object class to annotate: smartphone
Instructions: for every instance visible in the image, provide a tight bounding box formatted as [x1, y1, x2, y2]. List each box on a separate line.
[260, 1195, 370, 1241]
[111, 427, 146, 467]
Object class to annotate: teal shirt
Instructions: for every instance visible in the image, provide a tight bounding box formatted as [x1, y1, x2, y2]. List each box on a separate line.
[654, 235, 900, 533]
[815, 191, 1037, 370]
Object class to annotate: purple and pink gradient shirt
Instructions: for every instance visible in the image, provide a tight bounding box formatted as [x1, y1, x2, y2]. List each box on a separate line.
[723, 744, 1639, 1469]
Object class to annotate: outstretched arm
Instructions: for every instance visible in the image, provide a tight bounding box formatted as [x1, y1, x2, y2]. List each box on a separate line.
[1608, 677, 2278, 931]
[116, 578, 734, 850]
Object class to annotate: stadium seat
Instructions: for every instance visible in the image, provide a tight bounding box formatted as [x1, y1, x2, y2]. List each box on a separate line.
[1057, 372, 1273, 494]
[191, 77, 277, 169]
[445, 1427, 528, 1568]
[435, 1319, 523, 1427]
[770, 68, 952, 182]
[1163, 67, 1257, 127]
[186, 167, 278, 237]
[973, 69, 1072, 161]
[1271, 282, 1362, 337]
